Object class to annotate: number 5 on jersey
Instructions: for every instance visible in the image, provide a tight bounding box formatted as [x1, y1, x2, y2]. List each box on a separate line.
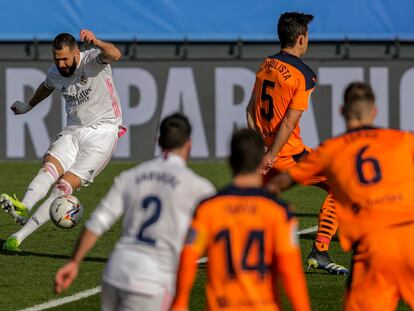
[260, 79, 276, 121]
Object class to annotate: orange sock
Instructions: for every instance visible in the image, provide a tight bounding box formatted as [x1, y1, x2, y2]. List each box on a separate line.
[314, 191, 338, 252]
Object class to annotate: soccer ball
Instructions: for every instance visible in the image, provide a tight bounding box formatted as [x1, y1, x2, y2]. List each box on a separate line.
[50, 195, 83, 229]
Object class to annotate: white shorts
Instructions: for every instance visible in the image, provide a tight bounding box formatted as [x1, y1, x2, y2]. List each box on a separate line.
[101, 281, 172, 311]
[46, 123, 118, 184]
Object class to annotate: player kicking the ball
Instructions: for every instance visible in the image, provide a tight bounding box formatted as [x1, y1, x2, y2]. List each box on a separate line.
[55, 113, 215, 310]
[1, 30, 124, 251]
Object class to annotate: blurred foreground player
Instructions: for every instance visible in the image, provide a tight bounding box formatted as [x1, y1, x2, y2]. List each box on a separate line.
[246, 12, 347, 274]
[1, 30, 124, 251]
[268, 82, 414, 311]
[55, 113, 215, 310]
[171, 129, 310, 311]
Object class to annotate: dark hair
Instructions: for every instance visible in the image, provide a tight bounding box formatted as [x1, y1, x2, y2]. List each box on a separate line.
[52, 33, 78, 51]
[158, 113, 192, 150]
[229, 129, 265, 175]
[277, 12, 313, 48]
[343, 82, 375, 120]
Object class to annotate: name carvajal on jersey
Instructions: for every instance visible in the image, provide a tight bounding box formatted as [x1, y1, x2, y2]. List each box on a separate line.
[135, 171, 179, 188]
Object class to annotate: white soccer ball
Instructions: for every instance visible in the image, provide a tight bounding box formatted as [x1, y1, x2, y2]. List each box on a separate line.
[50, 195, 84, 229]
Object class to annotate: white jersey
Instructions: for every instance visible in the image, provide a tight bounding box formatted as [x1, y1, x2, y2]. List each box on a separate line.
[45, 49, 122, 127]
[85, 153, 215, 295]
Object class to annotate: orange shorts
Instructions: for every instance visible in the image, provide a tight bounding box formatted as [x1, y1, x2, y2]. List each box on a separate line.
[263, 147, 326, 185]
[345, 223, 414, 311]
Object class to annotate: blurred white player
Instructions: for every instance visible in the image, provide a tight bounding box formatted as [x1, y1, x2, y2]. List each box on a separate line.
[0, 30, 124, 251]
[54, 113, 215, 311]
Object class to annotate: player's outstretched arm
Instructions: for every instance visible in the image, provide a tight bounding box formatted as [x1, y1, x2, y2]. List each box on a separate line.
[54, 228, 99, 294]
[80, 29, 121, 62]
[10, 82, 53, 115]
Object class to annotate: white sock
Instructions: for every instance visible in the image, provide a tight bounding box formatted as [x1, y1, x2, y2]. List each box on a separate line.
[13, 179, 73, 244]
[22, 162, 60, 211]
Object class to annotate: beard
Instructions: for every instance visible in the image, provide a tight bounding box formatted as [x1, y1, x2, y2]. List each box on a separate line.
[57, 56, 77, 77]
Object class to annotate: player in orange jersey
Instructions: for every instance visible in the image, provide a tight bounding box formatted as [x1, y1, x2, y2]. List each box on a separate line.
[246, 12, 347, 274]
[171, 129, 311, 311]
[267, 82, 414, 311]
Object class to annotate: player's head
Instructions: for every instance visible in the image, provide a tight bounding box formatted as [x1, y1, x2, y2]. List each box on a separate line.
[229, 129, 265, 176]
[342, 82, 377, 127]
[278, 12, 313, 56]
[158, 113, 192, 159]
[52, 33, 80, 77]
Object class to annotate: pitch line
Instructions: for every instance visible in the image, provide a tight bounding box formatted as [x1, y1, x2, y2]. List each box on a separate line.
[20, 225, 319, 310]
[297, 225, 318, 235]
[18, 286, 101, 311]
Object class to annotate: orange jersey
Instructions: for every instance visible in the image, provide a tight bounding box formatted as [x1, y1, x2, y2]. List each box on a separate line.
[288, 126, 414, 251]
[182, 186, 307, 311]
[253, 51, 316, 157]
[345, 224, 414, 311]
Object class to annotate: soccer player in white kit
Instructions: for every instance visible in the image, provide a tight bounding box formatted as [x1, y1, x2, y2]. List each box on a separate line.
[0, 30, 124, 251]
[54, 113, 215, 311]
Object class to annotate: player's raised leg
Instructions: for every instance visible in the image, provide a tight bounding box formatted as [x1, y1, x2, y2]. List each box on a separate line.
[4, 125, 118, 252]
[0, 155, 63, 225]
[3, 172, 80, 252]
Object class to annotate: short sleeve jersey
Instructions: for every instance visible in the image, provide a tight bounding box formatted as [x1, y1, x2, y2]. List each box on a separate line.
[45, 49, 122, 127]
[253, 51, 316, 156]
[85, 153, 216, 294]
[185, 186, 299, 311]
[288, 127, 414, 250]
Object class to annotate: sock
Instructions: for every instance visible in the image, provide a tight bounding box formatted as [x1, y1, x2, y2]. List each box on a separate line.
[12, 179, 73, 244]
[314, 191, 338, 252]
[21, 162, 60, 211]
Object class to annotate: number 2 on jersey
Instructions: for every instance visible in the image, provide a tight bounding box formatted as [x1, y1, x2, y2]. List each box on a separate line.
[260, 79, 276, 121]
[215, 229, 268, 279]
[137, 195, 162, 246]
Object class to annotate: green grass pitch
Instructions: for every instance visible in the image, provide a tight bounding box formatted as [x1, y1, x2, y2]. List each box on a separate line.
[0, 162, 410, 310]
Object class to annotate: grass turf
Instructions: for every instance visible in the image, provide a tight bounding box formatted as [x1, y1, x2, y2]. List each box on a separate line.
[0, 162, 410, 310]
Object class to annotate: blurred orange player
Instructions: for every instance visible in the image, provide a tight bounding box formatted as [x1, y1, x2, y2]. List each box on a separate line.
[171, 129, 311, 311]
[246, 12, 347, 274]
[268, 82, 414, 311]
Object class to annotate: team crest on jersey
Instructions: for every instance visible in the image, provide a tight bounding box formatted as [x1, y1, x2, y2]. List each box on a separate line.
[80, 75, 88, 85]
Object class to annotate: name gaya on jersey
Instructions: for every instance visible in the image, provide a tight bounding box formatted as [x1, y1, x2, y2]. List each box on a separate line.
[45, 49, 122, 127]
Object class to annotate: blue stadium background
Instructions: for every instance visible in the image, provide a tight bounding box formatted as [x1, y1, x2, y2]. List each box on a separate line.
[2, 0, 413, 41]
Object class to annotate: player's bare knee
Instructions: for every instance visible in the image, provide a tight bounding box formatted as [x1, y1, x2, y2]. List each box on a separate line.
[41, 162, 61, 182]
[55, 172, 82, 195]
[43, 155, 65, 176]
[54, 179, 74, 196]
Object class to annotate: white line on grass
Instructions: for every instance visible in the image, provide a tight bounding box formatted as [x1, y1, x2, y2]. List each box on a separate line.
[297, 225, 318, 235]
[20, 226, 318, 310]
[18, 286, 101, 311]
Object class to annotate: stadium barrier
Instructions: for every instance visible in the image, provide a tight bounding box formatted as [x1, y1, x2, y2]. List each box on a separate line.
[1, 41, 414, 161]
